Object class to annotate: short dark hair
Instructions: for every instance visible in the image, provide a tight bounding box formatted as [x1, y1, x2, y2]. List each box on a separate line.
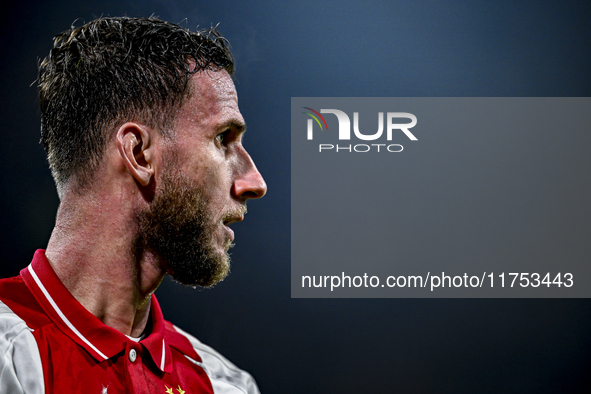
[38, 16, 234, 196]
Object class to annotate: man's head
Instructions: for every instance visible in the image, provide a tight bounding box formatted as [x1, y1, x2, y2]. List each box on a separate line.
[135, 70, 266, 287]
[38, 16, 234, 197]
[39, 17, 267, 287]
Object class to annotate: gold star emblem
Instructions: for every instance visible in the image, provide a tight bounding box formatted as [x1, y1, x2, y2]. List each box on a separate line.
[176, 386, 185, 394]
[164, 386, 174, 394]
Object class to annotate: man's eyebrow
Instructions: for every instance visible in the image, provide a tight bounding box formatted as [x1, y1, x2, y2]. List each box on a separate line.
[221, 119, 247, 133]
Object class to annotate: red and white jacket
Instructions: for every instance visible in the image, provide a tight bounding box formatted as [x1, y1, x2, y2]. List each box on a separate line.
[0, 250, 260, 394]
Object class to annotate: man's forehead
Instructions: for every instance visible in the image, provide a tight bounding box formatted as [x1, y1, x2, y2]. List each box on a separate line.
[171, 69, 243, 131]
[189, 69, 238, 103]
[176, 70, 242, 123]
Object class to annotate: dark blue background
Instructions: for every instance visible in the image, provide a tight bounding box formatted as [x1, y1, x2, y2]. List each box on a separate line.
[1, 1, 590, 392]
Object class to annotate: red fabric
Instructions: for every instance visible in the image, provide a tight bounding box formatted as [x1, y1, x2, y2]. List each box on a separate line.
[0, 250, 214, 394]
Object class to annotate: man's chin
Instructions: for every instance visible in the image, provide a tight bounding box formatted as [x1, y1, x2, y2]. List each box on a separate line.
[136, 161, 233, 288]
[165, 253, 231, 288]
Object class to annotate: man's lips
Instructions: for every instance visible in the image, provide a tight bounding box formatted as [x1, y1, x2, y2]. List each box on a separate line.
[221, 205, 247, 226]
[223, 224, 235, 242]
[222, 216, 244, 226]
[222, 211, 245, 242]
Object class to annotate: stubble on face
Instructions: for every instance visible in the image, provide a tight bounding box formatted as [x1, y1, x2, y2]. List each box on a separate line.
[136, 160, 234, 288]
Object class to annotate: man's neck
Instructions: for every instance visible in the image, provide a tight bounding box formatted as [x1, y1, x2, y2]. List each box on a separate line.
[45, 185, 164, 338]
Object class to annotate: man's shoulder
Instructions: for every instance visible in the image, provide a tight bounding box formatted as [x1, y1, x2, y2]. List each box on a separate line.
[0, 300, 33, 345]
[0, 299, 45, 394]
[0, 274, 50, 330]
[163, 321, 260, 394]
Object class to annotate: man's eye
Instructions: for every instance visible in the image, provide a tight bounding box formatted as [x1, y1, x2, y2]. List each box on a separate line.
[216, 131, 229, 144]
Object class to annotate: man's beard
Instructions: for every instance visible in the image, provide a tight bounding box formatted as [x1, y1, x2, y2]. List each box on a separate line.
[136, 167, 232, 288]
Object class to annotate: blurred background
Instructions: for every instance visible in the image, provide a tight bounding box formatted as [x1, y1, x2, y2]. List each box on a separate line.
[1, 0, 590, 392]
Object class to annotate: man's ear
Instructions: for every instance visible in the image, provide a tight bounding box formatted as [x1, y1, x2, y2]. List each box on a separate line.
[116, 123, 155, 187]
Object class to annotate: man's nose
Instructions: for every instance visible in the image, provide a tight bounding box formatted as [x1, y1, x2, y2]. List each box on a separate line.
[233, 153, 267, 200]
